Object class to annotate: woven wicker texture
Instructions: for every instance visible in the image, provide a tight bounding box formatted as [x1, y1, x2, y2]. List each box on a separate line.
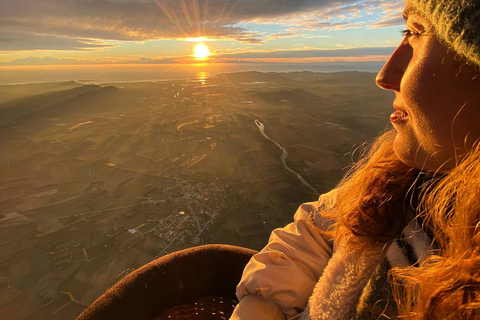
[156, 297, 237, 320]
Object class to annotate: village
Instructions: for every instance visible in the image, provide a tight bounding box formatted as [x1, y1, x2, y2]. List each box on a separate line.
[0, 71, 393, 319]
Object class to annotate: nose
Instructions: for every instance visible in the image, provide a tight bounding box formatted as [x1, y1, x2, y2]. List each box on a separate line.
[376, 42, 412, 91]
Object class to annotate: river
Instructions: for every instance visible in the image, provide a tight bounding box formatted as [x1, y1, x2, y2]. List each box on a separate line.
[255, 120, 319, 196]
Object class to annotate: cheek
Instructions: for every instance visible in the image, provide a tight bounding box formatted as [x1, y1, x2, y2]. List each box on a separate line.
[449, 103, 480, 147]
[402, 59, 438, 109]
[403, 64, 461, 141]
[403, 79, 439, 139]
[412, 99, 480, 159]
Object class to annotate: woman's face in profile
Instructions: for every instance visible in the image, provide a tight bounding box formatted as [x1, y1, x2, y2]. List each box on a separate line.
[376, 1, 480, 172]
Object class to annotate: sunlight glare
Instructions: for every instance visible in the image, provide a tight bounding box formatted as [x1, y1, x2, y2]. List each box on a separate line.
[198, 71, 207, 84]
[193, 43, 211, 60]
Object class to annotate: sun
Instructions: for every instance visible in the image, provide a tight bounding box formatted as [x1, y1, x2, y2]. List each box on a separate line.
[193, 43, 211, 60]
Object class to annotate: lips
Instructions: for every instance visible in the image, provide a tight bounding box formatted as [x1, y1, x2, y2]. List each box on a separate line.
[391, 104, 408, 123]
[390, 110, 407, 122]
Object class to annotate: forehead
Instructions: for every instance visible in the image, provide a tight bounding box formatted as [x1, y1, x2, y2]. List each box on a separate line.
[402, 5, 420, 21]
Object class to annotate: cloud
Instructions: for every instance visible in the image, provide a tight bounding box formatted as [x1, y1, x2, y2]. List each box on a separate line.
[123, 57, 177, 64]
[0, 56, 80, 65]
[214, 46, 395, 59]
[0, 30, 112, 51]
[267, 32, 302, 40]
[1, 0, 402, 51]
[0, 56, 179, 66]
[370, 13, 404, 29]
[259, 0, 402, 31]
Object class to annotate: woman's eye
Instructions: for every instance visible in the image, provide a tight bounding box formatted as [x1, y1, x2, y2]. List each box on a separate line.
[401, 29, 421, 38]
[401, 29, 422, 45]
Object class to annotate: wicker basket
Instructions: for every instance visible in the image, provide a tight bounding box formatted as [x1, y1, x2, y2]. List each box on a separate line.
[155, 297, 237, 320]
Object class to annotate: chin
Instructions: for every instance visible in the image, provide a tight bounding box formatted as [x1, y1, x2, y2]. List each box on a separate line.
[393, 134, 416, 166]
[393, 134, 431, 171]
[394, 143, 454, 172]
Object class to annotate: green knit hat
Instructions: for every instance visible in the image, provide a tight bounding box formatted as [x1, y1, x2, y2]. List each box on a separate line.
[409, 0, 480, 67]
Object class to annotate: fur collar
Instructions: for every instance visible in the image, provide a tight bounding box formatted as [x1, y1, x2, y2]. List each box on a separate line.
[299, 220, 433, 320]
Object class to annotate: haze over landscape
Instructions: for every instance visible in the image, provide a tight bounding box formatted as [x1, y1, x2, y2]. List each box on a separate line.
[0, 71, 393, 319]
[0, 0, 407, 319]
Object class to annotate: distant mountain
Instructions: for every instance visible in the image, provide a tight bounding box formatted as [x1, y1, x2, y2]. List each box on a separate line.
[216, 71, 377, 87]
[302, 72, 377, 86]
[0, 85, 118, 127]
[37, 85, 122, 117]
[0, 81, 83, 104]
[216, 71, 296, 84]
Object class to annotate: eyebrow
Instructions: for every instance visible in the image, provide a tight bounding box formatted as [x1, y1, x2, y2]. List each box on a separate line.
[402, 7, 418, 20]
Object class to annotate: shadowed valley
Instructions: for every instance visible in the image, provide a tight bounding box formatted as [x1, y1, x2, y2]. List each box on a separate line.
[0, 71, 393, 319]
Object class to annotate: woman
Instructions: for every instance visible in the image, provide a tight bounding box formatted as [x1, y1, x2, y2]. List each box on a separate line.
[232, 0, 480, 319]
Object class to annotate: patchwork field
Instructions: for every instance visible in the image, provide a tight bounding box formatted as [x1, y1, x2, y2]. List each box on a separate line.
[0, 71, 393, 319]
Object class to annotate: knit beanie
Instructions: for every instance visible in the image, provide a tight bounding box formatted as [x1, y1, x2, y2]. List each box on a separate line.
[409, 0, 480, 67]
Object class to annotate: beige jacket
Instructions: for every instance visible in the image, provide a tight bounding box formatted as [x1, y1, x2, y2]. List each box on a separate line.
[231, 190, 338, 320]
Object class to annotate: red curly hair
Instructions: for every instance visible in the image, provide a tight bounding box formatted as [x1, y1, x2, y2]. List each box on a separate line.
[319, 129, 480, 319]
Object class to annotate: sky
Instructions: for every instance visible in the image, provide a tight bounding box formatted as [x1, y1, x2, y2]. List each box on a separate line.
[0, 0, 406, 66]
